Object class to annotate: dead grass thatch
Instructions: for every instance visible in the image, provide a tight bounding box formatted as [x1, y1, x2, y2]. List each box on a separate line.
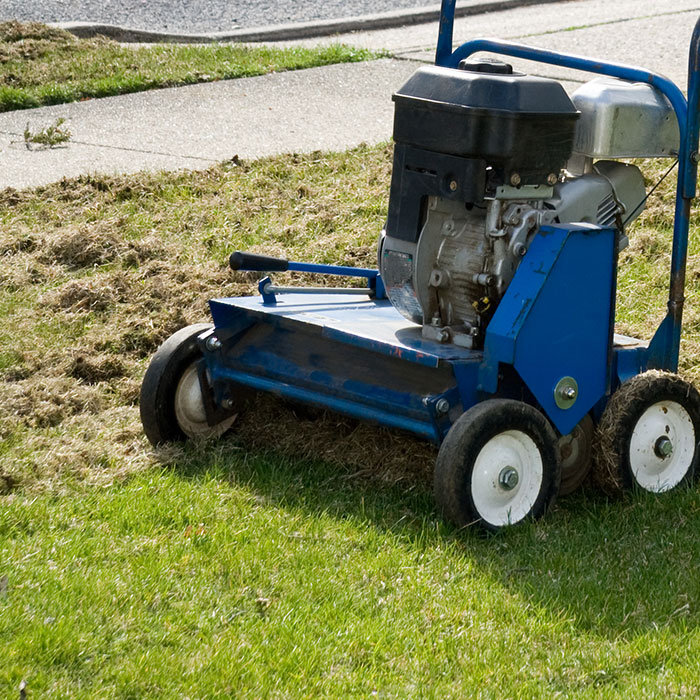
[2, 149, 697, 496]
[0, 146, 394, 492]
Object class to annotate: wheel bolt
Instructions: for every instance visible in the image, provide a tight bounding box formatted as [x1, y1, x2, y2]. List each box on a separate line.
[498, 466, 519, 491]
[205, 335, 222, 352]
[654, 436, 673, 459]
[435, 399, 450, 415]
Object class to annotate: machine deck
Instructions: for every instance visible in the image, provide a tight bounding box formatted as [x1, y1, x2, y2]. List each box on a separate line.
[210, 293, 480, 368]
[207, 293, 483, 442]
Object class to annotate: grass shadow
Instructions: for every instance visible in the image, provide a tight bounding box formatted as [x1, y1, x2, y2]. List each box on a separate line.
[159, 409, 700, 643]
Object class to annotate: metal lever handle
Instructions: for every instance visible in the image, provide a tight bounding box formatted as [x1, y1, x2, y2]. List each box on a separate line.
[229, 251, 289, 272]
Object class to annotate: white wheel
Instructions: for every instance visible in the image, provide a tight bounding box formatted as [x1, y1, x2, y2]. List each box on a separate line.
[174, 362, 236, 440]
[593, 371, 700, 494]
[471, 430, 544, 526]
[435, 399, 561, 532]
[140, 324, 238, 446]
[629, 400, 695, 492]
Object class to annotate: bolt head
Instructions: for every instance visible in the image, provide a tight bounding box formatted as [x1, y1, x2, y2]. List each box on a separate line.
[546, 173, 558, 185]
[499, 467, 519, 491]
[554, 376, 579, 409]
[510, 172, 521, 187]
[435, 399, 450, 415]
[205, 335, 222, 352]
[449, 179, 458, 192]
[654, 436, 673, 459]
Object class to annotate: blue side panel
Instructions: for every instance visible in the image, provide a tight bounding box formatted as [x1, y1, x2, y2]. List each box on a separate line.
[481, 224, 616, 436]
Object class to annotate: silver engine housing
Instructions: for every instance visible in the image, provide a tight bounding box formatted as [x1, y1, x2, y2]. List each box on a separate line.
[380, 159, 645, 348]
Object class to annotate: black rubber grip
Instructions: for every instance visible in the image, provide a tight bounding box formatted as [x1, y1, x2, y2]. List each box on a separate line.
[229, 251, 289, 272]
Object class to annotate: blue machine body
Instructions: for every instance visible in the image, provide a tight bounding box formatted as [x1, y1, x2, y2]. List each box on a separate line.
[199, 2, 700, 443]
[207, 293, 472, 443]
[204, 222, 618, 442]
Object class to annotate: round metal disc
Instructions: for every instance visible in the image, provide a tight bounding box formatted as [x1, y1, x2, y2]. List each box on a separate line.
[174, 363, 237, 440]
[470, 429, 544, 527]
[557, 414, 594, 496]
[554, 376, 579, 410]
[629, 400, 695, 492]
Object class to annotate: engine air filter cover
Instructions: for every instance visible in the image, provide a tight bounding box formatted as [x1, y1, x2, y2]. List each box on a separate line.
[571, 77, 680, 158]
[392, 65, 579, 184]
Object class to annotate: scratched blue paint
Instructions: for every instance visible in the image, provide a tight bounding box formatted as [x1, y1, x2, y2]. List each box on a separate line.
[212, 339, 432, 417]
[220, 330, 427, 417]
[210, 294, 480, 367]
[435, 0, 456, 66]
[205, 293, 477, 442]
[210, 363, 441, 441]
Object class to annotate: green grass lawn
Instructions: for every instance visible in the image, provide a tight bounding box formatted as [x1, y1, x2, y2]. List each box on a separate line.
[2, 146, 700, 697]
[0, 21, 382, 112]
[5, 461, 700, 698]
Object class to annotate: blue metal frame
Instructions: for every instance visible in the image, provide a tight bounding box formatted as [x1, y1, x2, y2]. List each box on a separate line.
[206, 220, 620, 441]
[436, 0, 700, 373]
[205, 293, 477, 443]
[241, 260, 386, 304]
[284, 261, 376, 278]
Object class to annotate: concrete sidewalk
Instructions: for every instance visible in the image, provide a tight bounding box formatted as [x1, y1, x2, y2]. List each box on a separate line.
[0, 60, 419, 189]
[1, 0, 699, 190]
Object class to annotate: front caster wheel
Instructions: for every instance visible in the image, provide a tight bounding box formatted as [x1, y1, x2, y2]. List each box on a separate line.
[140, 323, 237, 446]
[593, 371, 700, 494]
[434, 399, 561, 532]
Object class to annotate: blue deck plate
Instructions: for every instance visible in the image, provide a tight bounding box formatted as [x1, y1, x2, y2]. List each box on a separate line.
[210, 293, 481, 368]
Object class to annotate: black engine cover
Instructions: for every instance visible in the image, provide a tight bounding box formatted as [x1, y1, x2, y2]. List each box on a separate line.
[392, 65, 579, 187]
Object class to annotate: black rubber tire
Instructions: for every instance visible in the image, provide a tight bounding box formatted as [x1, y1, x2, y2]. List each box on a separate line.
[558, 414, 594, 496]
[592, 370, 700, 494]
[434, 399, 561, 532]
[140, 323, 213, 446]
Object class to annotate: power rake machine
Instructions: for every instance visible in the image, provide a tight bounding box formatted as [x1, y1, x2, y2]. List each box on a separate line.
[140, 2, 700, 532]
